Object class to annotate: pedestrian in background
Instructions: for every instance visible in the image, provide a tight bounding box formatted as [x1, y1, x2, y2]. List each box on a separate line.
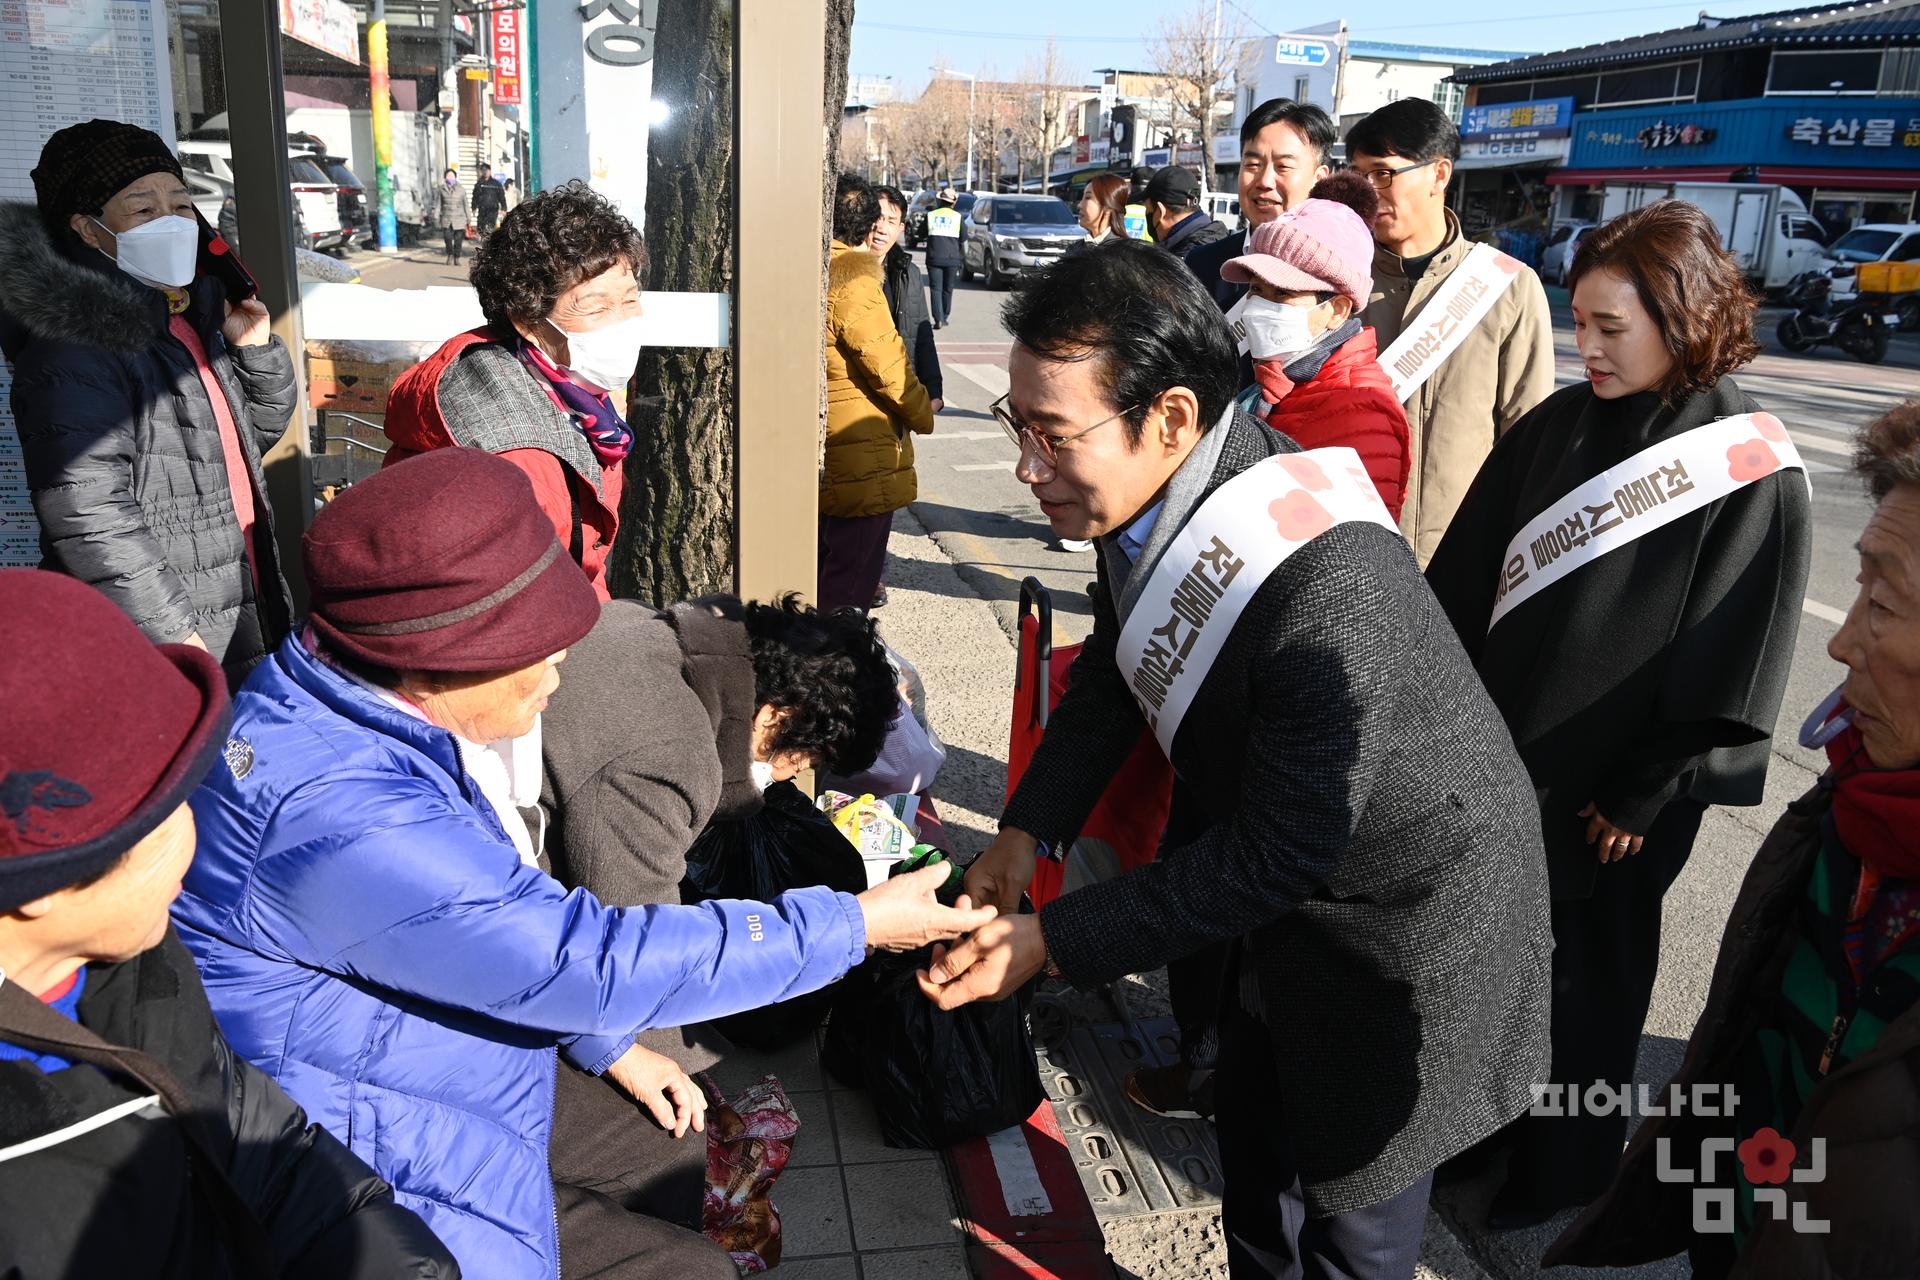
[871, 183, 943, 421]
[473, 161, 506, 239]
[922, 188, 963, 329]
[0, 119, 296, 687]
[1073, 173, 1131, 248]
[1348, 99, 1554, 565]
[820, 173, 934, 613]
[1140, 167, 1228, 261]
[0, 570, 456, 1280]
[1425, 201, 1812, 1229]
[431, 166, 471, 265]
[383, 180, 645, 600]
[1547, 398, 1920, 1279]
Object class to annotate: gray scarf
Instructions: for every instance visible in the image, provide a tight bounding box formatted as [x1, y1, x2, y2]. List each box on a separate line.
[1101, 402, 1236, 624]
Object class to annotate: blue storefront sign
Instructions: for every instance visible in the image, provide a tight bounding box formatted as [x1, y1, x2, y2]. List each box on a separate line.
[1566, 96, 1920, 171]
[1273, 37, 1330, 67]
[1461, 97, 1575, 143]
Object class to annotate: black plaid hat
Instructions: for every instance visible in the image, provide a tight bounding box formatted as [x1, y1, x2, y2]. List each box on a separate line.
[31, 118, 183, 228]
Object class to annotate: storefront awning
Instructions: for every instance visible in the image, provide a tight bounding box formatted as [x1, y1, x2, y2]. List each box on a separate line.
[1546, 167, 1738, 186]
[1755, 167, 1920, 192]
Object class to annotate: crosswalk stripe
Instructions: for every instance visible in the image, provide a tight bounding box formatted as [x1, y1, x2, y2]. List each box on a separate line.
[953, 462, 1015, 472]
[951, 363, 1010, 396]
[1803, 597, 1848, 625]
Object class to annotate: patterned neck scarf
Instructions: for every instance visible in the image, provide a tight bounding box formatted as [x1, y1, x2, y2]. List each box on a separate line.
[516, 338, 634, 465]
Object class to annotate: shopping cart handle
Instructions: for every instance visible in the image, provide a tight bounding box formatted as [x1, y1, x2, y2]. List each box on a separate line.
[1016, 577, 1052, 731]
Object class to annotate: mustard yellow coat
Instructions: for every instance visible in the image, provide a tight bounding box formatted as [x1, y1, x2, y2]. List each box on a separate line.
[821, 241, 934, 518]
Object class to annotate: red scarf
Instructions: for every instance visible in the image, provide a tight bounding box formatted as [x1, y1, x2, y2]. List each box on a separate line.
[1825, 722, 1920, 879]
[1251, 358, 1295, 415]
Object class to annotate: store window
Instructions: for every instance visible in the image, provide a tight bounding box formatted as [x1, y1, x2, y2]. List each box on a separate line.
[1594, 61, 1697, 108]
[1766, 49, 1883, 95]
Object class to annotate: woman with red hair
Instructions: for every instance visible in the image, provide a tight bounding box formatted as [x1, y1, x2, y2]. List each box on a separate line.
[1426, 200, 1814, 1228]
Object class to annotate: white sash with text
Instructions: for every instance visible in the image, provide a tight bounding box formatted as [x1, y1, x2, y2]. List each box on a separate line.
[1377, 242, 1523, 404]
[1118, 448, 1400, 755]
[1487, 412, 1806, 631]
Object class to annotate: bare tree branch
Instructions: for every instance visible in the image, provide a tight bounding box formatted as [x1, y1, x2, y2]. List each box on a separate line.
[1146, 1, 1247, 148]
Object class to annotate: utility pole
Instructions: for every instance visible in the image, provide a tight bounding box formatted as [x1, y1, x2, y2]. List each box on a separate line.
[934, 67, 978, 190]
[369, 0, 397, 250]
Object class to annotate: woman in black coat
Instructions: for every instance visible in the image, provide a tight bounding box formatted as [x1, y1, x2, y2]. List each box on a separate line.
[871, 185, 943, 413]
[1425, 200, 1814, 1228]
[0, 120, 296, 687]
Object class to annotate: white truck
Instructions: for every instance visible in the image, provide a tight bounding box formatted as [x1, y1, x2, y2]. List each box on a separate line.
[1598, 182, 1832, 295]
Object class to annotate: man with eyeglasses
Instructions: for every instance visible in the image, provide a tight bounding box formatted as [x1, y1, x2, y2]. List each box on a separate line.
[1348, 99, 1555, 567]
[925, 241, 1552, 1279]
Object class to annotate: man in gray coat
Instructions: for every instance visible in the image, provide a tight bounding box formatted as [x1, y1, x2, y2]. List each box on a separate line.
[922, 243, 1551, 1279]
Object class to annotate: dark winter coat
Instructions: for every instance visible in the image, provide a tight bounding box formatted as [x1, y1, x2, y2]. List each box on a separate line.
[541, 598, 764, 911]
[472, 178, 505, 219]
[1007, 408, 1553, 1216]
[1424, 379, 1811, 898]
[0, 930, 457, 1280]
[881, 246, 943, 401]
[1546, 783, 1920, 1278]
[0, 202, 296, 685]
[1157, 209, 1230, 261]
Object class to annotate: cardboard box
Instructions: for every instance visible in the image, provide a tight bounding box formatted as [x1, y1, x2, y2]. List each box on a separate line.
[306, 355, 398, 413]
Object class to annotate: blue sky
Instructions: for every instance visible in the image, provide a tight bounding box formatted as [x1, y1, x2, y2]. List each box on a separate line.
[849, 0, 1799, 91]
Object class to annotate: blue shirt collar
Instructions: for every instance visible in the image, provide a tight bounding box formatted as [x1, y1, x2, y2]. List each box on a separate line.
[1115, 500, 1165, 564]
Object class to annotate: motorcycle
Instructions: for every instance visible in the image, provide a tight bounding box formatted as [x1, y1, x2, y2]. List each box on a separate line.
[1776, 271, 1896, 364]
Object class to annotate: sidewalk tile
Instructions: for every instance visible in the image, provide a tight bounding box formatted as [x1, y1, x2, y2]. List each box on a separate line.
[787, 1090, 838, 1167]
[708, 1034, 825, 1095]
[845, 1161, 961, 1251]
[830, 1089, 940, 1165]
[771, 1258, 859, 1280]
[854, 1246, 971, 1278]
[773, 1166, 853, 1257]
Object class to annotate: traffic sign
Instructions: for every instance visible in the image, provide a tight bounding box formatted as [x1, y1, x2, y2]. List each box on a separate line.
[1274, 37, 1330, 67]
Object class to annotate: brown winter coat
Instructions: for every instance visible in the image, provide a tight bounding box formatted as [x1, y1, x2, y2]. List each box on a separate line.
[821, 241, 933, 519]
[1363, 210, 1555, 565]
[1545, 782, 1920, 1278]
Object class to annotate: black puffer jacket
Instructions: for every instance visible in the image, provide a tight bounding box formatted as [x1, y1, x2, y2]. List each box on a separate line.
[0, 202, 295, 684]
[881, 246, 942, 401]
[0, 930, 458, 1279]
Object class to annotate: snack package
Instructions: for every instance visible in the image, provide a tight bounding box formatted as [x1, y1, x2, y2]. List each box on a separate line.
[816, 790, 921, 886]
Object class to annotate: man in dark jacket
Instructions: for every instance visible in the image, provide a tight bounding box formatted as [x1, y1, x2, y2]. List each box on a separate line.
[872, 184, 943, 414]
[472, 163, 506, 237]
[922, 244, 1551, 1278]
[1142, 166, 1228, 261]
[0, 569, 455, 1279]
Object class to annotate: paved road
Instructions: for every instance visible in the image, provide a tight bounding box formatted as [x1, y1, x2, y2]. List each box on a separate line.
[901, 248, 1920, 1278]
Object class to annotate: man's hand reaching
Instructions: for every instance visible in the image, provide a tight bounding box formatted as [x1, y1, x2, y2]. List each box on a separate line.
[604, 1043, 706, 1138]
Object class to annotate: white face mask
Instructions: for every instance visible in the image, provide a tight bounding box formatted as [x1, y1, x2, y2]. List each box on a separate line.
[749, 759, 776, 792]
[95, 214, 199, 290]
[546, 313, 646, 394]
[1241, 294, 1319, 363]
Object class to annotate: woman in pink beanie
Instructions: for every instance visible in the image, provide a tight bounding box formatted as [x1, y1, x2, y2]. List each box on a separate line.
[1222, 172, 1411, 518]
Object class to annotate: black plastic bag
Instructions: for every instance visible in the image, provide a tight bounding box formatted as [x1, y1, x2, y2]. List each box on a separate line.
[680, 781, 866, 1051]
[822, 884, 1044, 1150]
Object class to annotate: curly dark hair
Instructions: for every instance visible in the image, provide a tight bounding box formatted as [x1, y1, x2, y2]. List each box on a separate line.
[742, 593, 899, 775]
[469, 180, 647, 331]
[1855, 399, 1920, 502]
[833, 172, 880, 246]
[1567, 200, 1759, 403]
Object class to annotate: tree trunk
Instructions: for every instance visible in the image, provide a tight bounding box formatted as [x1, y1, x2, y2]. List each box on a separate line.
[819, 0, 854, 475]
[609, 0, 735, 603]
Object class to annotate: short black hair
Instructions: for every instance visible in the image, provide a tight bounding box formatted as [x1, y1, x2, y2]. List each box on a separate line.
[1344, 98, 1460, 164]
[1001, 240, 1238, 447]
[833, 172, 880, 245]
[874, 183, 908, 214]
[742, 594, 898, 776]
[1239, 98, 1337, 166]
[469, 179, 646, 330]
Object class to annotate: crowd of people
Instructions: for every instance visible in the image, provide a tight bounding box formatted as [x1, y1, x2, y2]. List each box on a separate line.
[0, 96, 1916, 1280]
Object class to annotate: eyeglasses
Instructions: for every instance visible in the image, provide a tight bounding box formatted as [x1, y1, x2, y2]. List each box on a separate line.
[991, 393, 1141, 468]
[1359, 158, 1438, 191]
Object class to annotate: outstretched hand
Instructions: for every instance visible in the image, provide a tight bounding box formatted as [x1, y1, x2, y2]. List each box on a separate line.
[961, 828, 1038, 917]
[915, 914, 1047, 1011]
[604, 1043, 706, 1138]
[855, 862, 997, 952]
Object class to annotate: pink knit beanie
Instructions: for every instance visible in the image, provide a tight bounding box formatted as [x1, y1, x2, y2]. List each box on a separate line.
[1221, 198, 1374, 309]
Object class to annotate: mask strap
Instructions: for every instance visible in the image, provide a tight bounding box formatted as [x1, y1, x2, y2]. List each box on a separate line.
[1799, 683, 1853, 750]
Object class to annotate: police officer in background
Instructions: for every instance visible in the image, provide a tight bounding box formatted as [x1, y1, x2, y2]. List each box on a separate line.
[922, 189, 962, 330]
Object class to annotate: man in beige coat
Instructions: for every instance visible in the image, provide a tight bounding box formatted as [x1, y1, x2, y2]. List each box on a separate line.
[1350, 100, 1556, 565]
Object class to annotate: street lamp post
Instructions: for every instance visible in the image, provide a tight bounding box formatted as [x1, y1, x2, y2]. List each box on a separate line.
[933, 66, 977, 190]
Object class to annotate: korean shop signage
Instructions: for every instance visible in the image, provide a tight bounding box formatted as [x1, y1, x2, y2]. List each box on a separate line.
[1567, 96, 1920, 171]
[1783, 113, 1920, 151]
[1461, 97, 1574, 143]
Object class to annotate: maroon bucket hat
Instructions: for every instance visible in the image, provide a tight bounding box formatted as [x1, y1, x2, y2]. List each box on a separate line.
[304, 447, 601, 673]
[0, 570, 230, 912]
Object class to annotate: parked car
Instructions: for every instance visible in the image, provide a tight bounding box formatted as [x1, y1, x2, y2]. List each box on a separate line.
[1538, 222, 1595, 286]
[1202, 191, 1243, 236]
[904, 189, 940, 246]
[959, 194, 1087, 288]
[292, 133, 370, 248]
[178, 138, 346, 252]
[1826, 223, 1920, 326]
